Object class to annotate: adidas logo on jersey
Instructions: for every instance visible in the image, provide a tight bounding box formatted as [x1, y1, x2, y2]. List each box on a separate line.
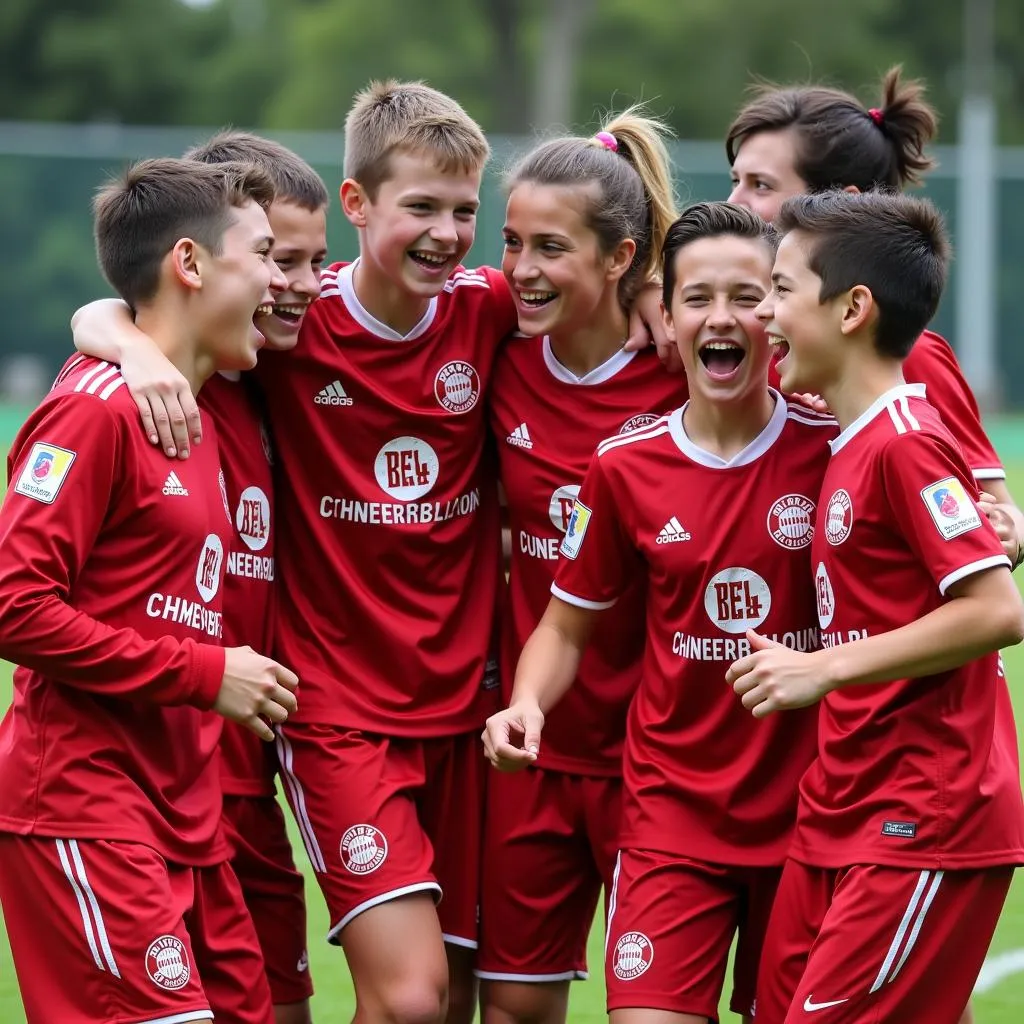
[506, 423, 534, 449]
[315, 381, 354, 407]
[162, 471, 189, 497]
[656, 516, 690, 544]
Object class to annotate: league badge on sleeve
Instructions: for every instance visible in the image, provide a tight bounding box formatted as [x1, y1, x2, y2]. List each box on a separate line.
[14, 442, 77, 504]
[559, 500, 593, 560]
[920, 476, 982, 540]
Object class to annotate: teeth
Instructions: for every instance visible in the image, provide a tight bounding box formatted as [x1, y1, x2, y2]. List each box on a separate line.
[254, 304, 274, 317]
[768, 334, 788, 347]
[700, 340, 742, 350]
[273, 304, 307, 315]
[520, 291, 557, 303]
[411, 251, 449, 264]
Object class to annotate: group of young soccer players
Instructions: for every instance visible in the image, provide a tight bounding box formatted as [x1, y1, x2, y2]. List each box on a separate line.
[0, 61, 1020, 1024]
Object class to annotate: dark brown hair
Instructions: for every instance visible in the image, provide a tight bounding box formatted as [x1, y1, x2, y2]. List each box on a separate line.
[662, 202, 778, 307]
[508, 105, 678, 307]
[776, 190, 950, 359]
[726, 66, 937, 193]
[185, 129, 328, 211]
[93, 157, 274, 309]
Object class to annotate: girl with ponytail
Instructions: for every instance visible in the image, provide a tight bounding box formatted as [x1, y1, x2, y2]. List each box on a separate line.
[477, 108, 686, 1024]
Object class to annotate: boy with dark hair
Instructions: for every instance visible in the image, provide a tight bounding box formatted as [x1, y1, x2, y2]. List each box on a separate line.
[729, 190, 1024, 1024]
[0, 157, 296, 1024]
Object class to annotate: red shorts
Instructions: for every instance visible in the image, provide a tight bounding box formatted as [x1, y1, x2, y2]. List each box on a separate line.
[755, 860, 1013, 1024]
[0, 835, 272, 1024]
[476, 768, 621, 982]
[222, 795, 313, 1005]
[605, 848, 781, 1019]
[276, 724, 484, 946]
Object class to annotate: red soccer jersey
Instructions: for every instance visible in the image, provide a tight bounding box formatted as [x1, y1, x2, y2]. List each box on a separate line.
[256, 262, 515, 735]
[201, 372, 277, 798]
[794, 383, 1024, 870]
[0, 356, 230, 866]
[770, 330, 1003, 481]
[553, 395, 837, 863]
[490, 336, 686, 775]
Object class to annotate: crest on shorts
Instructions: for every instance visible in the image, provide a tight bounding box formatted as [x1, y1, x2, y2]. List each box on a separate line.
[612, 931, 654, 981]
[340, 824, 388, 874]
[145, 934, 191, 991]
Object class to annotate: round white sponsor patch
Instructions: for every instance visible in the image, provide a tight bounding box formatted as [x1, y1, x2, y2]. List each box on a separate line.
[704, 567, 772, 634]
[145, 934, 191, 991]
[340, 824, 388, 874]
[612, 931, 654, 981]
[815, 562, 835, 630]
[374, 437, 440, 501]
[235, 485, 271, 551]
[548, 484, 580, 533]
[194, 534, 225, 603]
[768, 493, 815, 550]
[434, 360, 480, 414]
[825, 489, 853, 546]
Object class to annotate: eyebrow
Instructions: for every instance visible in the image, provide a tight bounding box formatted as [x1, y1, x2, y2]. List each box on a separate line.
[770, 271, 792, 284]
[255, 235, 274, 250]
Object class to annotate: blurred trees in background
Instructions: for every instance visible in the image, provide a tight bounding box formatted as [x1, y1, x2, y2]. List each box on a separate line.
[3, 0, 1024, 142]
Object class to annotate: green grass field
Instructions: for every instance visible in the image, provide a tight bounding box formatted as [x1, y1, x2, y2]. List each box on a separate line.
[1, 421, 1024, 1020]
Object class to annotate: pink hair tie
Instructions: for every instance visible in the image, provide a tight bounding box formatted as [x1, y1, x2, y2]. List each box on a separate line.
[594, 130, 618, 152]
[868, 107, 884, 127]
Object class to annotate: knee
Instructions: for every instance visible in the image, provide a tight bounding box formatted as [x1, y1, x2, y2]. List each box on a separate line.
[480, 981, 567, 1024]
[370, 978, 449, 1024]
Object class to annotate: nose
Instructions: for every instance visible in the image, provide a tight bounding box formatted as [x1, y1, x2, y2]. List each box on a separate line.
[727, 182, 745, 207]
[269, 260, 287, 296]
[509, 249, 540, 285]
[755, 293, 774, 324]
[706, 295, 737, 329]
[429, 212, 459, 247]
[293, 264, 321, 299]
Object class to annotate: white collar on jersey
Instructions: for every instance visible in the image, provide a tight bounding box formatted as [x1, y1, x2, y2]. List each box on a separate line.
[217, 370, 242, 382]
[829, 382, 928, 455]
[668, 388, 787, 468]
[335, 260, 438, 342]
[541, 335, 636, 385]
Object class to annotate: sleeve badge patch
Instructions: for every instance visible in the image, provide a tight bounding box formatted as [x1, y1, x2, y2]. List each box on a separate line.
[920, 476, 982, 541]
[14, 442, 77, 504]
[559, 500, 593, 560]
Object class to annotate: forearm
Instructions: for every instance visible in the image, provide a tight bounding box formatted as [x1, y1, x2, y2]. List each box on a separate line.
[819, 593, 1023, 691]
[509, 620, 584, 714]
[70, 298, 138, 361]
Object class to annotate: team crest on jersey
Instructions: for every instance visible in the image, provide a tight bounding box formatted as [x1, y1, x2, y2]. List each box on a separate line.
[195, 534, 225, 603]
[560, 500, 592, 559]
[815, 562, 835, 630]
[704, 567, 772, 634]
[612, 932, 653, 981]
[374, 436, 440, 500]
[14, 442, 76, 504]
[434, 360, 480, 414]
[236, 486, 271, 551]
[145, 934, 191, 991]
[619, 413, 659, 434]
[340, 824, 388, 874]
[768, 493, 816, 550]
[824, 489, 853, 546]
[549, 484, 581, 533]
[920, 476, 982, 541]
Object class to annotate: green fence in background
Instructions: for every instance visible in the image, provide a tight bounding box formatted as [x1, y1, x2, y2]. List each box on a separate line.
[4, 124, 1024, 403]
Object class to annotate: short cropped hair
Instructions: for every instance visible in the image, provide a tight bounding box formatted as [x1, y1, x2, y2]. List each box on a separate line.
[93, 157, 275, 309]
[776, 190, 950, 359]
[185, 129, 328, 211]
[662, 202, 778, 307]
[344, 79, 489, 198]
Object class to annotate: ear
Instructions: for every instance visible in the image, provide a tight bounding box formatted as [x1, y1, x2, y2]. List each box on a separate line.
[842, 184, 861, 196]
[605, 238, 637, 281]
[839, 284, 875, 336]
[340, 179, 369, 228]
[170, 238, 202, 291]
[660, 300, 676, 342]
